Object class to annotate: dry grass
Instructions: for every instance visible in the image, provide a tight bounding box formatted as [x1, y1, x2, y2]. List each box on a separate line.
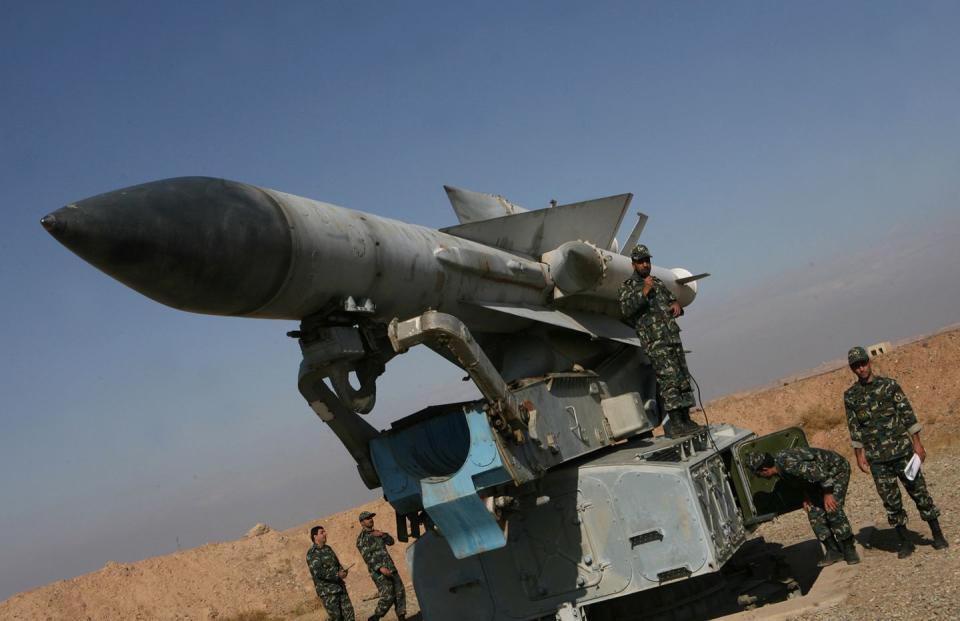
[796, 404, 842, 434]
[288, 598, 323, 616]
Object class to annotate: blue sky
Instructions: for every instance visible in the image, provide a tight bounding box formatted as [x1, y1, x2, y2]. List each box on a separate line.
[2, 0, 959, 600]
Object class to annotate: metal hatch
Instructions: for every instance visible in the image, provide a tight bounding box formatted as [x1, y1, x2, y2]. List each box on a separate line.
[730, 427, 810, 527]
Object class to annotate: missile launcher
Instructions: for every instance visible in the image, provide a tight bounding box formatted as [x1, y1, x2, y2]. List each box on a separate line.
[43, 177, 805, 620]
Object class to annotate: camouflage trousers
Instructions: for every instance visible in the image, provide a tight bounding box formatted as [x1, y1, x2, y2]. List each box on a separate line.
[804, 459, 853, 542]
[646, 343, 695, 414]
[371, 571, 406, 617]
[319, 590, 355, 621]
[870, 454, 940, 526]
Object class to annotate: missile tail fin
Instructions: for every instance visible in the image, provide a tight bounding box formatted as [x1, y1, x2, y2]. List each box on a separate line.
[442, 193, 633, 257]
[444, 185, 528, 224]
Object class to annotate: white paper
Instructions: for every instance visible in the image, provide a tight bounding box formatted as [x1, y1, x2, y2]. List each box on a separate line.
[904, 453, 922, 481]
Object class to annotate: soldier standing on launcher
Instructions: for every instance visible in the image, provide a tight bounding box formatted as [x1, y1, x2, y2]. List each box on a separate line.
[844, 346, 948, 558]
[745, 448, 861, 565]
[356, 511, 406, 621]
[306, 525, 355, 621]
[618, 244, 702, 437]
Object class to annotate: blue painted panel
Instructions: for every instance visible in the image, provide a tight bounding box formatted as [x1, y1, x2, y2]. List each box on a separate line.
[370, 407, 513, 558]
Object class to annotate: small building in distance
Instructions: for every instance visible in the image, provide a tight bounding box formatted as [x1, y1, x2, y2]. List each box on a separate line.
[867, 341, 893, 358]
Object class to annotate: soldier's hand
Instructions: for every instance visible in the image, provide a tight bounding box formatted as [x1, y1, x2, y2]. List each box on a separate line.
[824, 493, 838, 513]
[371, 529, 385, 537]
[669, 302, 682, 317]
[914, 442, 927, 463]
[378, 567, 393, 576]
[857, 455, 870, 474]
[642, 276, 654, 295]
[338, 569, 348, 579]
[802, 499, 811, 511]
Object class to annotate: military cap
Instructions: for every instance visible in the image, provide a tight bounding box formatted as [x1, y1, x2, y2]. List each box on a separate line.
[358, 510, 376, 521]
[630, 244, 651, 262]
[744, 451, 774, 473]
[847, 346, 870, 366]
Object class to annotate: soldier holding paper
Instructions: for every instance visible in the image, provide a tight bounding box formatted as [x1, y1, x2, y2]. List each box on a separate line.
[843, 346, 948, 557]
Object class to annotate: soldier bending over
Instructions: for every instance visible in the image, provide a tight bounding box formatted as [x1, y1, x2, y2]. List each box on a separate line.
[746, 447, 861, 566]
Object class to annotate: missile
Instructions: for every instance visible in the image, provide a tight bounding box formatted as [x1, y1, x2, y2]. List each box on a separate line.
[41, 177, 702, 333]
[42, 176, 707, 489]
[41, 177, 551, 331]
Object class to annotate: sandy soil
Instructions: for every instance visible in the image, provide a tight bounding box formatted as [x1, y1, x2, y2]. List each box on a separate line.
[3, 327, 959, 621]
[0, 496, 417, 621]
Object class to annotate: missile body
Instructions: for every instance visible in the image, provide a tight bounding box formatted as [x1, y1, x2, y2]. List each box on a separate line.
[43, 177, 554, 332]
[42, 177, 699, 334]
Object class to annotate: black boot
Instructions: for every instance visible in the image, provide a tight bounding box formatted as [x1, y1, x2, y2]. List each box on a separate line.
[817, 536, 844, 567]
[367, 616, 380, 621]
[929, 519, 949, 550]
[895, 525, 915, 559]
[398, 615, 406, 621]
[679, 411, 704, 434]
[840, 536, 860, 565]
[662, 416, 686, 438]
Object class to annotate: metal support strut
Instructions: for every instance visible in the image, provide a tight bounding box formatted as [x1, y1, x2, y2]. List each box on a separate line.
[388, 310, 527, 439]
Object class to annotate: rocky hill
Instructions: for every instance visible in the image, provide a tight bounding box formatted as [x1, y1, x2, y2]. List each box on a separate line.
[3, 327, 958, 620]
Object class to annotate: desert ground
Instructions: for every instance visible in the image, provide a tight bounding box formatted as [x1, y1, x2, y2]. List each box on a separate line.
[3, 327, 958, 621]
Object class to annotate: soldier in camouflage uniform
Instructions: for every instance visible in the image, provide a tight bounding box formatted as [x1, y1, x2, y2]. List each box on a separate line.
[356, 511, 405, 621]
[306, 525, 355, 621]
[745, 447, 861, 565]
[844, 346, 948, 558]
[618, 244, 702, 437]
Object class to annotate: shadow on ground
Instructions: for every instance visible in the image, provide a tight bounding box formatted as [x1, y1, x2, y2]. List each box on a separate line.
[857, 524, 935, 554]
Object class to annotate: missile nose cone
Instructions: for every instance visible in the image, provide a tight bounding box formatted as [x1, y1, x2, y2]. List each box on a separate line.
[40, 213, 60, 233]
[44, 177, 293, 316]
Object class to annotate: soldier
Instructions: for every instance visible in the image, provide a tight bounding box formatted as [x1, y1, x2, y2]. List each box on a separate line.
[843, 346, 948, 558]
[306, 525, 355, 621]
[356, 511, 406, 621]
[618, 244, 702, 437]
[745, 447, 861, 565]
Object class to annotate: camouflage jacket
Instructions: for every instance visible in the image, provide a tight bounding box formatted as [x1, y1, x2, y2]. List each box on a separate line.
[356, 529, 397, 576]
[617, 274, 682, 348]
[844, 376, 921, 462]
[306, 543, 346, 596]
[775, 447, 849, 493]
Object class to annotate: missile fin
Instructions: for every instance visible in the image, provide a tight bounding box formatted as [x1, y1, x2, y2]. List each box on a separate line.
[621, 212, 649, 255]
[444, 185, 528, 224]
[676, 272, 710, 285]
[471, 301, 640, 346]
[441, 193, 633, 258]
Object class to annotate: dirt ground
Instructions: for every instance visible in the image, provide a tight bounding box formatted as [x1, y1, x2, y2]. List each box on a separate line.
[3, 327, 958, 621]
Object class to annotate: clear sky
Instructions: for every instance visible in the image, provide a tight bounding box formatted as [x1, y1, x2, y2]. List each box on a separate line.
[2, 0, 959, 600]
